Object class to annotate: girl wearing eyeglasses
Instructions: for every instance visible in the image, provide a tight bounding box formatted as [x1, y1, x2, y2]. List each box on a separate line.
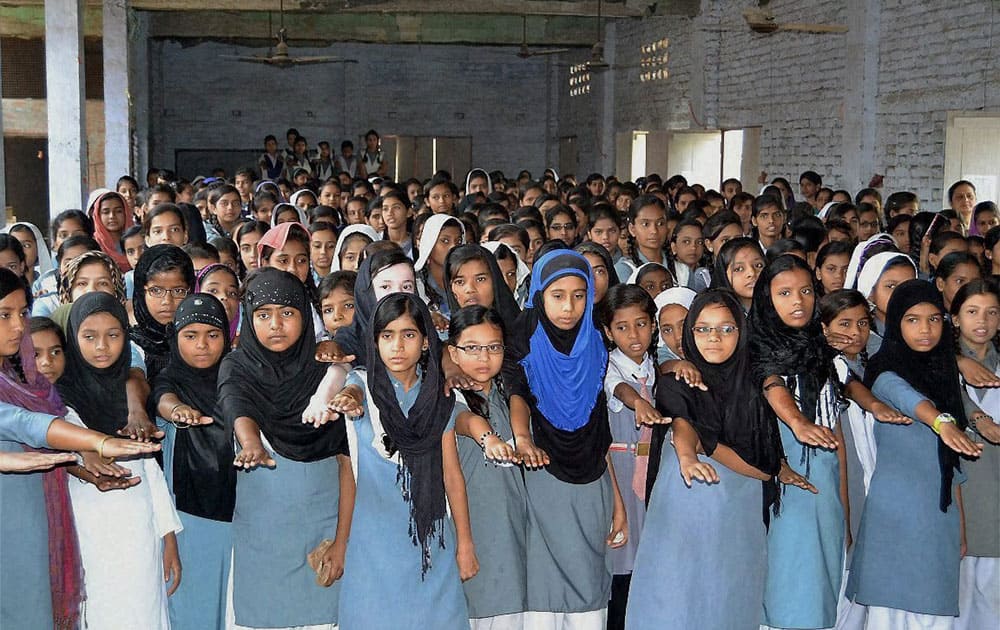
[131, 244, 196, 381]
[626, 289, 784, 630]
[445, 305, 528, 628]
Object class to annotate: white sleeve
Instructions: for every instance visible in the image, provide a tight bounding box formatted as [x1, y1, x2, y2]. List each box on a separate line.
[604, 360, 629, 414]
[144, 457, 183, 538]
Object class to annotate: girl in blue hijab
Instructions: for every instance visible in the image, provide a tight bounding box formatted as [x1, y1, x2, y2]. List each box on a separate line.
[504, 249, 627, 628]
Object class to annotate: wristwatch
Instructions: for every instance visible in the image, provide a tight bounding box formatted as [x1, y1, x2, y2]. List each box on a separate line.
[932, 413, 956, 435]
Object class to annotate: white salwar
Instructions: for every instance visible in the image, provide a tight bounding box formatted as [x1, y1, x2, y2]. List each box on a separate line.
[955, 381, 1000, 630]
[955, 557, 999, 630]
[863, 606, 954, 629]
[66, 408, 182, 630]
[471, 612, 526, 630]
[524, 610, 607, 630]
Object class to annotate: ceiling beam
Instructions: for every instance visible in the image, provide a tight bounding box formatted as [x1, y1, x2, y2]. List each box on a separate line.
[1, 0, 645, 17]
[334, 1, 644, 18]
[146, 11, 603, 46]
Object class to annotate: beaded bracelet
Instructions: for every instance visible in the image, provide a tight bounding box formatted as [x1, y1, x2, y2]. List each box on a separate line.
[479, 430, 499, 450]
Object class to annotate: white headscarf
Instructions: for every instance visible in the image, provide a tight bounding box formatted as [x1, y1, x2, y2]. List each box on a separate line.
[464, 168, 492, 196]
[653, 286, 697, 316]
[481, 240, 530, 299]
[845, 233, 897, 292]
[270, 202, 309, 227]
[854, 252, 916, 299]
[817, 201, 838, 221]
[414, 214, 466, 272]
[626, 261, 670, 285]
[3, 222, 54, 274]
[653, 286, 697, 355]
[330, 224, 380, 272]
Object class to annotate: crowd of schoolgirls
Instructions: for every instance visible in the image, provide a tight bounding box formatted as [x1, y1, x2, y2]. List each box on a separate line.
[0, 147, 997, 630]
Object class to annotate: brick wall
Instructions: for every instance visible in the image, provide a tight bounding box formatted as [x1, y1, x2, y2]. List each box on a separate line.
[558, 0, 1000, 206]
[148, 39, 557, 180]
[875, 0, 1000, 206]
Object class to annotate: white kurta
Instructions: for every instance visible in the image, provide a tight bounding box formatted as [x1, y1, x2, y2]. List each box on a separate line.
[66, 409, 182, 630]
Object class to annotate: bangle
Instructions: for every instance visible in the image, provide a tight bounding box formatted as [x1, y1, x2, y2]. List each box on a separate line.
[97, 436, 114, 463]
[479, 430, 499, 450]
[170, 403, 185, 416]
[968, 414, 980, 432]
[932, 413, 956, 435]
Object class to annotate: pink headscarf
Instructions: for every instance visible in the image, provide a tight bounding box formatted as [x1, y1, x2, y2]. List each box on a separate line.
[256, 221, 309, 268]
[86, 188, 134, 271]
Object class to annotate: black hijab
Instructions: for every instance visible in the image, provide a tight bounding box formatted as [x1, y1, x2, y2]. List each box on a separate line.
[654, 289, 783, 521]
[151, 293, 236, 522]
[443, 244, 521, 324]
[366, 292, 456, 576]
[131, 244, 196, 379]
[864, 279, 967, 512]
[334, 248, 412, 368]
[178, 203, 208, 246]
[57, 292, 130, 436]
[218, 268, 347, 462]
[749, 254, 839, 426]
[504, 250, 611, 484]
[710, 237, 764, 293]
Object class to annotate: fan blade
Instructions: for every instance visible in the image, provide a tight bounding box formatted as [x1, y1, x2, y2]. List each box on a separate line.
[530, 48, 570, 56]
[290, 56, 359, 64]
[776, 22, 849, 34]
[220, 54, 275, 64]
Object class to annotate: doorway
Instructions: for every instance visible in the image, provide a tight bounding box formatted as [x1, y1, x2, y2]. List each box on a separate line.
[3, 136, 50, 231]
[944, 114, 1000, 204]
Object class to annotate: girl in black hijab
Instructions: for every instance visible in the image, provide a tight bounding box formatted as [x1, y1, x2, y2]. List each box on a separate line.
[58, 291, 182, 628]
[331, 292, 477, 628]
[749, 254, 848, 630]
[151, 292, 235, 628]
[627, 289, 783, 630]
[443, 244, 521, 325]
[131, 244, 196, 380]
[217, 268, 353, 628]
[845, 280, 982, 625]
[503, 249, 626, 626]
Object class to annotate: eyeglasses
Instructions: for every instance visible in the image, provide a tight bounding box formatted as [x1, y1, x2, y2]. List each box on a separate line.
[145, 286, 190, 300]
[549, 223, 576, 232]
[453, 343, 505, 356]
[692, 325, 739, 336]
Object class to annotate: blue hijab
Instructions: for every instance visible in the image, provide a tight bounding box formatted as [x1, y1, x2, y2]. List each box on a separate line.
[520, 250, 607, 431]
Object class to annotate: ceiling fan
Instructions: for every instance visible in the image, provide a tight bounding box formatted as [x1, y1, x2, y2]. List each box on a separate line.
[516, 15, 570, 58]
[585, 0, 610, 70]
[221, 0, 358, 68]
[741, 7, 848, 34]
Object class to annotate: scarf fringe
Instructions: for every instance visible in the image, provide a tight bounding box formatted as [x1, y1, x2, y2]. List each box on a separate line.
[397, 463, 446, 579]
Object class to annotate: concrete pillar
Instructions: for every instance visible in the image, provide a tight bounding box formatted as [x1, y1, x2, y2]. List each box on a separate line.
[129, 10, 150, 182]
[0, 39, 7, 225]
[45, 0, 88, 215]
[596, 22, 617, 176]
[842, 0, 881, 193]
[104, 0, 130, 187]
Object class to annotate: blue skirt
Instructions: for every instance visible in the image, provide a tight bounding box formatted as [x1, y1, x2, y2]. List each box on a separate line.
[231, 450, 342, 628]
[626, 447, 766, 630]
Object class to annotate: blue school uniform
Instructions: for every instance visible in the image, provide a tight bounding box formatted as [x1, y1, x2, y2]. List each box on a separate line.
[0, 403, 57, 629]
[230, 443, 342, 628]
[761, 377, 844, 629]
[455, 387, 528, 620]
[627, 447, 766, 630]
[337, 370, 469, 630]
[159, 419, 232, 630]
[845, 373, 963, 616]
